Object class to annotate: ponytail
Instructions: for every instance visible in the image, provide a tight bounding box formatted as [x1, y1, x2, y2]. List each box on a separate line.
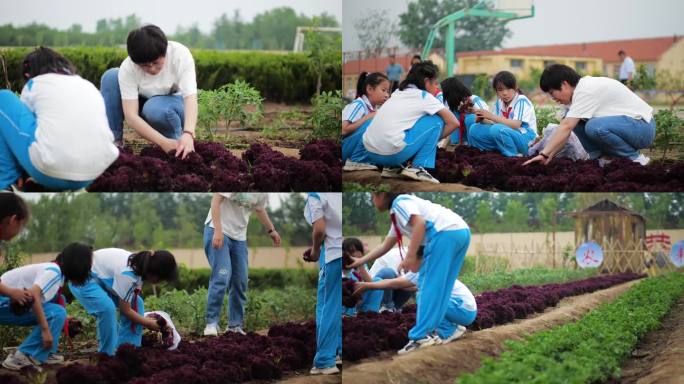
[356, 71, 389, 99]
[129, 250, 178, 282]
[399, 61, 439, 91]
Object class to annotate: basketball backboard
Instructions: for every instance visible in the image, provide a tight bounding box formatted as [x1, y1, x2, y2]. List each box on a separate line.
[493, 0, 534, 18]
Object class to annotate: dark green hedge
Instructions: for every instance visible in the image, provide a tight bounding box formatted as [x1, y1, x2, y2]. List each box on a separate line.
[0, 47, 341, 103]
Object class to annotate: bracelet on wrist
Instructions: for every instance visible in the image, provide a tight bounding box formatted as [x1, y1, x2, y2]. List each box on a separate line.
[182, 130, 195, 139]
[540, 152, 549, 159]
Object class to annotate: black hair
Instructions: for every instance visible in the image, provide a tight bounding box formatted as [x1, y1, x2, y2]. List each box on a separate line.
[126, 25, 168, 64]
[0, 193, 29, 221]
[539, 64, 582, 92]
[372, 192, 401, 211]
[492, 71, 519, 92]
[128, 250, 178, 282]
[618, 50, 626, 55]
[22, 47, 77, 80]
[411, 55, 422, 62]
[356, 72, 389, 98]
[56, 243, 93, 286]
[343, 238, 364, 254]
[399, 60, 439, 91]
[441, 77, 472, 112]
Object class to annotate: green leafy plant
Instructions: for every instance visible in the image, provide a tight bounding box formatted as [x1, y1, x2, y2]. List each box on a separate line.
[535, 106, 561, 136]
[652, 108, 684, 160]
[458, 273, 684, 384]
[472, 74, 495, 102]
[196, 80, 263, 140]
[309, 90, 344, 139]
[304, 18, 342, 95]
[631, 64, 657, 91]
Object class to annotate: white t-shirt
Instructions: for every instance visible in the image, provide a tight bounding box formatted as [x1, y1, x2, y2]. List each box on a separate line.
[304, 193, 342, 264]
[387, 194, 469, 244]
[368, 247, 405, 277]
[118, 41, 197, 100]
[205, 193, 268, 241]
[342, 95, 374, 124]
[20, 74, 119, 180]
[619, 57, 635, 80]
[362, 87, 445, 155]
[0, 263, 63, 303]
[404, 273, 476, 311]
[566, 77, 653, 123]
[92, 248, 142, 304]
[494, 93, 537, 137]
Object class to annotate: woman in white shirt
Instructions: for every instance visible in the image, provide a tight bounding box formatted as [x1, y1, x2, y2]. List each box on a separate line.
[0, 47, 119, 190]
[526, 64, 655, 167]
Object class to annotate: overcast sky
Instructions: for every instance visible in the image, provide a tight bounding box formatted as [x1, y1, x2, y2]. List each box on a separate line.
[2, 0, 341, 34]
[343, 0, 684, 52]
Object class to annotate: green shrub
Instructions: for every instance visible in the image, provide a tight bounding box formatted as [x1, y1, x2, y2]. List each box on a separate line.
[0, 47, 340, 103]
[309, 90, 344, 139]
[652, 108, 684, 160]
[196, 80, 263, 139]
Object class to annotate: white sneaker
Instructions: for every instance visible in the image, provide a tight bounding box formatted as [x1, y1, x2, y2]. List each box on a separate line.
[226, 326, 247, 335]
[633, 154, 650, 166]
[203, 323, 219, 336]
[335, 355, 342, 365]
[381, 167, 403, 179]
[343, 160, 378, 171]
[310, 365, 340, 375]
[401, 167, 440, 184]
[598, 156, 613, 168]
[397, 336, 435, 355]
[2, 350, 41, 371]
[44, 353, 65, 365]
[438, 325, 467, 345]
[437, 138, 449, 149]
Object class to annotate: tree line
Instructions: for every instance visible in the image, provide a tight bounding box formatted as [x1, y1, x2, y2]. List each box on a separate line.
[343, 193, 684, 236]
[0, 8, 339, 50]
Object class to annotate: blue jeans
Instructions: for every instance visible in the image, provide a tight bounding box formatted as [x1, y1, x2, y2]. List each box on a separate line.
[573, 116, 656, 160]
[436, 297, 477, 339]
[69, 277, 145, 356]
[362, 114, 444, 168]
[342, 122, 369, 163]
[0, 296, 66, 363]
[374, 267, 414, 310]
[468, 122, 536, 157]
[0, 90, 93, 190]
[100, 68, 184, 141]
[314, 253, 342, 369]
[409, 228, 471, 341]
[203, 225, 249, 328]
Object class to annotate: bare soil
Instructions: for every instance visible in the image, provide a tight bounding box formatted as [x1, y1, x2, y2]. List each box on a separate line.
[607, 293, 684, 384]
[342, 170, 482, 192]
[341, 279, 641, 384]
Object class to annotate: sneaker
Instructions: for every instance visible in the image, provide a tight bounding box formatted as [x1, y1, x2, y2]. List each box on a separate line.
[381, 167, 403, 179]
[598, 156, 613, 168]
[401, 167, 440, 184]
[397, 336, 435, 355]
[203, 323, 219, 336]
[437, 138, 449, 149]
[379, 305, 396, 314]
[633, 154, 650, 166]
[2, 351, 40, 371]
[310, 365, 340, 375]
[343, 160, 378, 171]
[44, 353, 65, 365]
[335, 355, 342, 365]
[226, 326, 247, 336]
[438, 325, 467, 345]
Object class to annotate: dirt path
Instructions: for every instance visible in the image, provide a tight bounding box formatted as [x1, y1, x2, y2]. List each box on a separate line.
[343, 170, 482, 192]
[279, 373, 341, 384]
[609, 293, 684, 384]
[232, 146, 301, 159]
[341, 279, 641, 384]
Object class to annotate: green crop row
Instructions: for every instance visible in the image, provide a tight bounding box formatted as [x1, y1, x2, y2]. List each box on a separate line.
[458, 272, 684, 384]
[0, 47, 341, 103]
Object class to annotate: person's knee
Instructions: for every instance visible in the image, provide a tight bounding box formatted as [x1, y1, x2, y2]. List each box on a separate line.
[47, 304, 67, 323]
[375, 267, 397, 280]
[584, 119, 610, 140]
[100, 68, 119, 88]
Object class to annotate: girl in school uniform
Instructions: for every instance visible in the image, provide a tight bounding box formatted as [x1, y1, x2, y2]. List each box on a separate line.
[0, 242, 93, 370]
[353, 273, 477, 347]
[0, 47, 119, 190]
[437, 77, 491, 147]
[342, 72, 390, 171]
[68, 248, 178, 356]
[304, 193, 342, 375]
[348, 193, 471, 354]
[342, 238, 384, 315]
[468, 71, 538, 157]
[359, 61, 459, 184]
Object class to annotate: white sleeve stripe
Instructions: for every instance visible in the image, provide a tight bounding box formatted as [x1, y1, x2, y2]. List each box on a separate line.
[41, 275, 61, 295]
[348, 103, 364, 121]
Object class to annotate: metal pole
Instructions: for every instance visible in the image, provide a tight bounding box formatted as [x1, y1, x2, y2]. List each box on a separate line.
[446, 21, 455, 77]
